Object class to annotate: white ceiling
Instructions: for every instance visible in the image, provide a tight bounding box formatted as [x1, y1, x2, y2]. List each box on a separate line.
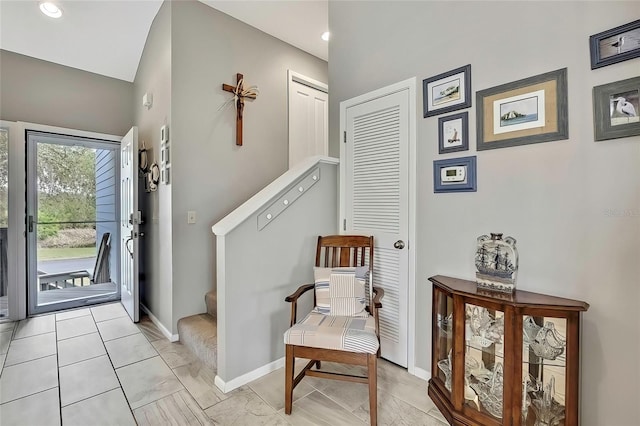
[0, 0, 328, 83]
[201, 1, 328, 62]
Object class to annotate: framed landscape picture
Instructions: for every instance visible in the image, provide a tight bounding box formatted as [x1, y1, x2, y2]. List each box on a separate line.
[438, 112, 469, 154]
[593, 76, 640, 141]
[590, 19, 640, 69]
[423, 65, 471, 117]
[476, 68, 568, 151]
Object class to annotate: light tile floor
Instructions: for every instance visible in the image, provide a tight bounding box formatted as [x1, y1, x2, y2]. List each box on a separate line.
[0, 303, 448, 425]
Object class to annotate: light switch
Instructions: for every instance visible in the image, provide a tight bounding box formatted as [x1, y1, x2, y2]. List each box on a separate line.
[187, 211, 196, 224]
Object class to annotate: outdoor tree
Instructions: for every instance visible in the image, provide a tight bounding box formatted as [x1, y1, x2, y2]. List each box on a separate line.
[37, 143, 96, 240]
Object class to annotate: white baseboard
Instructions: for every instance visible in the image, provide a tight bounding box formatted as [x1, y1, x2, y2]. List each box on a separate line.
[215, 357, 285, 394]
[413, 366, 431, 381]
[140, 304, 179, 342]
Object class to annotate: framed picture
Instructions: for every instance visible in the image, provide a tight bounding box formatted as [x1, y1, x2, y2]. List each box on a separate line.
[593, 76, 640, 141]
[438, 112, 468, 154]
[433, 156, 477, 193]
[590, 19, 640, 70]
[476, 68, 568, 151]
[423, 65, 471, 118]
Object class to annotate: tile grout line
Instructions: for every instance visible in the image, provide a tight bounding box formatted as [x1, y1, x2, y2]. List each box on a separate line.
[59, 352, 107, 369]
[55, 314, 63, 426]
[89, 306, 139, 424]
[131, 334, 209, 420]
[4, 350, 57, 368]
[60, 384, 122, 409]
[0, 384, 59, 406]
[0, 326, 16, 377]
[57, 328, 100, 342]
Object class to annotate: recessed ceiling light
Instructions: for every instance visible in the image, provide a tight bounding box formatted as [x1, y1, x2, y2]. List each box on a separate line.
[321, 32, 330, 42]
[39, 2, 63, 19]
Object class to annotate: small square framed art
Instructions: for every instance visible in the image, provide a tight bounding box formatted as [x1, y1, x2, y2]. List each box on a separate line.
[438, 112, 469, 154]
[423, 65, 471, 118]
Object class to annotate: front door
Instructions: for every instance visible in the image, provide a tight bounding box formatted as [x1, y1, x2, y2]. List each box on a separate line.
[26, 131, 121, 315]
[120, 127, 140, 322]
[341, 85, 411, 367]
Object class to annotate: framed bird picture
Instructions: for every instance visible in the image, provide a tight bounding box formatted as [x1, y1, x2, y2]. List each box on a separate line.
[593, 76, 640, 141]
[590, 19, 640, 70]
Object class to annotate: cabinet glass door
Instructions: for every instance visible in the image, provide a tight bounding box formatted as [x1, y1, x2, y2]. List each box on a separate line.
[464, 303, 505, 420]
[522, 315, 567, 426]
[434, 288, 453, 396]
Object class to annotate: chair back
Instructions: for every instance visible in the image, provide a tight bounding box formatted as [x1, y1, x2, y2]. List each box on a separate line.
[315, 235, 373, 268]
[92, 232, 111, 284]
[315, 235, 374, 311]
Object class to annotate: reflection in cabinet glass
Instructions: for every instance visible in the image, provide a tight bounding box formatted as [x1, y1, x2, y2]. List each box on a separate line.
[428, 275, 589, 426]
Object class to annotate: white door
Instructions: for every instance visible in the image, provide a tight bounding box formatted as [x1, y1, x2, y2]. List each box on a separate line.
[342, 88, 410, 367]
[288, 71, 328, 168]
[120, 127, 139, 322]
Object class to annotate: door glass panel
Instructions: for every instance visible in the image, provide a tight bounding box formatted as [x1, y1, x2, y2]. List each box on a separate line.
[464, 303, 505, 420]
[434, 289, 453, 395]
[29, 133, 120, 314]
[522, 316, 567, 425]
[0, 127, 8, 319]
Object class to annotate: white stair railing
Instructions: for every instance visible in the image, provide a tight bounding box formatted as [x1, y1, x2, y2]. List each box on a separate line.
[211, 155, 339, 392]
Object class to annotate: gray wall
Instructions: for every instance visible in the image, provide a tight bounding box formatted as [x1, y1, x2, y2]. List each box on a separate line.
[133, 1, 173, 331]
[329, 2, 639, 424]
[170, 1, 328, 333]
[217, 161, 338, 383]
[95, 149, 118, 284]
[0, 50, 133, 136]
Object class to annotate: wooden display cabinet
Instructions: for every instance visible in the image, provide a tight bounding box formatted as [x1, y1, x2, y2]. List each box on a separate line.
[428, 275, 589, 426]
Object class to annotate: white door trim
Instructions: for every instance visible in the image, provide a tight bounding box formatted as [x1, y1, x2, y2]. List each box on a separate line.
[288, 70, 328, 94]
[7, 121, 120, 320]
[339, 77, 417, 375]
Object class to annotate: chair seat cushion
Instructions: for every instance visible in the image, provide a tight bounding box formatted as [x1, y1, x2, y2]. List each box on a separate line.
[284, 312, 379, 354]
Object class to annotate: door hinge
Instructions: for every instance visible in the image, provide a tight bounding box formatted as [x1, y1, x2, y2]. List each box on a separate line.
[343, 219, 346, 231]
[343, 131, 346, 143]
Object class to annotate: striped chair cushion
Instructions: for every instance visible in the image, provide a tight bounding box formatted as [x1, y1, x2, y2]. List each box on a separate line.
[314, 267, 368, 317]
[283, 312, 379, 354]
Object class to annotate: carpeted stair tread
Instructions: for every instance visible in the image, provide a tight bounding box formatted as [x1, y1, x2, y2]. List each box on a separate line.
[205, 291, 217, 319]
[177, 313, 217, 371]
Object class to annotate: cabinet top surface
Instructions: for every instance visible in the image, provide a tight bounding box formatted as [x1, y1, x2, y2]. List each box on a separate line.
[429, 275, 589, 311]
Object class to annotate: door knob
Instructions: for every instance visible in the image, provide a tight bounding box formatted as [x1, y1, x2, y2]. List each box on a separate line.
[394, 240, 405, 249]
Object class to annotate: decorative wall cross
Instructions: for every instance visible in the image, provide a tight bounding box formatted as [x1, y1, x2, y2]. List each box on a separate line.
[222, 73, 258, 146]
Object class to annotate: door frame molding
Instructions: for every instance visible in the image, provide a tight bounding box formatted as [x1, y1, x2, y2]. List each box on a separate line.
[339, 77, 417, 375]
[287, 70, 328, 94]
[8, 121, 120, 320]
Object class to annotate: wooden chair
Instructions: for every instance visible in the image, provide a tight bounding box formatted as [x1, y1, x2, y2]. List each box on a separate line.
[283, 235, 384, 425]
[40, 232, 112, 290]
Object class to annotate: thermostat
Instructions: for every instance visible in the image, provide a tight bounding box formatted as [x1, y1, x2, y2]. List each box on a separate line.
[441, 166, 466, 182]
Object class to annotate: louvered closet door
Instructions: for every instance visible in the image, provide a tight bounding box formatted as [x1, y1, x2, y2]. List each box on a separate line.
[345, 89, 409, 366]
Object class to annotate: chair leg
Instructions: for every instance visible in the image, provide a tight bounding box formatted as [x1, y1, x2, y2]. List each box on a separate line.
[285, 345, 294, 414]
[368, 353, 377, 426]
[315, 360, 321, 369]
